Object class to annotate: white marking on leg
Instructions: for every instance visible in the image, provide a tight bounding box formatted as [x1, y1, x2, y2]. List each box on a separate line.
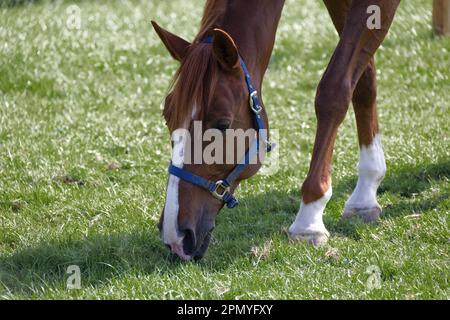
[345, 134, 386, 211]
[289, 188, 332, 240]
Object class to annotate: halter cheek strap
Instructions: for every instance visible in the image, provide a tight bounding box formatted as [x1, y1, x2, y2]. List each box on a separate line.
[167, 35, 273, 209]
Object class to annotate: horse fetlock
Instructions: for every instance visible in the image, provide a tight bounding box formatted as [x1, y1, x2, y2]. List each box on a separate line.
[289, 188, 331, 246]
[344, 134, 385, 222]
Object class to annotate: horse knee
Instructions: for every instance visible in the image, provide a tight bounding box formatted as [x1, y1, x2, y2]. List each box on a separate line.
[315, 77, 351, 123]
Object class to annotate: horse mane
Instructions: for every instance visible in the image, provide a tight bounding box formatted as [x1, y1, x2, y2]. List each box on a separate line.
[164, 0, 228, 132]
[196, 0, 227, 42]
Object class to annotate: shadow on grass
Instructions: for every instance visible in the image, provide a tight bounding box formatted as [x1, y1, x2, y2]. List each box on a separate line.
[0, 231, 168, 296]
[325, 159, 449, 239]
[0, 160, 448, 296]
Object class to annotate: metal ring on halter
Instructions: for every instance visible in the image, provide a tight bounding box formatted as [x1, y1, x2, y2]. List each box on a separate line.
[249, 90, 261, 114]
[212, 180, 230, 200]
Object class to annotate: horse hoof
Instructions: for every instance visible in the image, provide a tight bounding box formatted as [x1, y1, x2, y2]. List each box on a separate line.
[288, 231, 329, 247]
[342, 206, 381, 223]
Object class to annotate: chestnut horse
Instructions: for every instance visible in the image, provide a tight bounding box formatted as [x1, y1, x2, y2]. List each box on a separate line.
[152, 0, 400, 260]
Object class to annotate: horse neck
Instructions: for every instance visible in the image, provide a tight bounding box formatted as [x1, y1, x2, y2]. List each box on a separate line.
[199, 0, 285, 88]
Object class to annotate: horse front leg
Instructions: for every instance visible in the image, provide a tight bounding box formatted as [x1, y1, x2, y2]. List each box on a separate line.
[343, 59, 386, 223]
[289, 0, 400, 245]
[288, 47, 352, 245]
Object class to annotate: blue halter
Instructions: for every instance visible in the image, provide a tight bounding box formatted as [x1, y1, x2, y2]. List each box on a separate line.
[168, 35, 272, 209]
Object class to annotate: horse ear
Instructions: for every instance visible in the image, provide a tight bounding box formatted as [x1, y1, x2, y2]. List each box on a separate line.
[151, 20, 190, 62]
[212, 29, 240, 70]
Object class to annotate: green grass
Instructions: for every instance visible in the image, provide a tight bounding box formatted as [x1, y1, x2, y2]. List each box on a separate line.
[0, 0, 449, 299]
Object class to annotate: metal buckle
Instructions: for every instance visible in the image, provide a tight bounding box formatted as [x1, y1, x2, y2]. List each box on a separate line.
[212, 180, 230, 200]
[249, 91, 261, 114]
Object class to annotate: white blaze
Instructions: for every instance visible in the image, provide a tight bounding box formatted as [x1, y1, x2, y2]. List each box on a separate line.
[163, 128, 189, 245]
[162, 107, 197, 246]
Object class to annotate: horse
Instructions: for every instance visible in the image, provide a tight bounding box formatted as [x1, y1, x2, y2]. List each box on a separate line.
[152, 0, 400, 260]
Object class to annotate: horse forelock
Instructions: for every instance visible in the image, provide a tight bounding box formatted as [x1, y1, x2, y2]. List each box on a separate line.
[163, 0, 230, 132]
[164, 44, 219, 132]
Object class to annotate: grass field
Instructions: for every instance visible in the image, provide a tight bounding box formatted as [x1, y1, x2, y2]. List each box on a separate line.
[0, 0, 449, 299]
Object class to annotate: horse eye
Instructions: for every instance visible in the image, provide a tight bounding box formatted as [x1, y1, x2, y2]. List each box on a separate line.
[214, 119, 231, 132]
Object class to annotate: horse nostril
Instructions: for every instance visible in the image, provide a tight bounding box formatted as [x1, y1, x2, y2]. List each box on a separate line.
[182, 229, 196, 256]
[215, 119, 231, 132]
[165, 244, 172, 252]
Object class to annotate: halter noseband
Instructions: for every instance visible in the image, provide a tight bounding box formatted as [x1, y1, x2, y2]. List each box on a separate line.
[167, 35, 272, 209]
